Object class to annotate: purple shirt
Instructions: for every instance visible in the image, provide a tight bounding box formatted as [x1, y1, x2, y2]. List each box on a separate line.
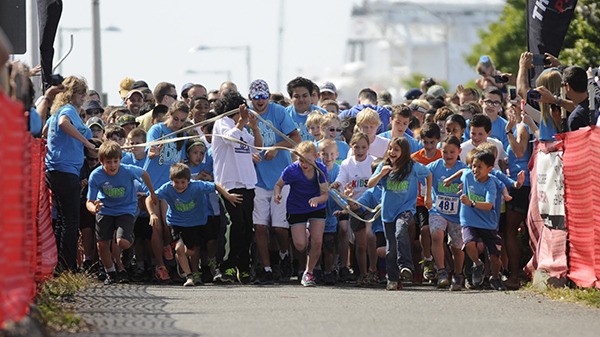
[281, 161, 328, 214]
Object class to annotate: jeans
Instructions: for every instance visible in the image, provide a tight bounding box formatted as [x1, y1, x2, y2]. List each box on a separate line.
[221, 188, 255, 273]
[383, 210, 414, 282]
[46, 170, 80, 271]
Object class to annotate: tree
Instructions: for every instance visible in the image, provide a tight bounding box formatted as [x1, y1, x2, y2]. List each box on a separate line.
[467, 0, 600, 75]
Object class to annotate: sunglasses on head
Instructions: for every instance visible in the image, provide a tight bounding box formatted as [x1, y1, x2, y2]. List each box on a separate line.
[252, 94, 269, 100]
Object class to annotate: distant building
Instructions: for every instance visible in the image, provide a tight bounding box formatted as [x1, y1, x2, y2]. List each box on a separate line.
[329, 0, 504, 102]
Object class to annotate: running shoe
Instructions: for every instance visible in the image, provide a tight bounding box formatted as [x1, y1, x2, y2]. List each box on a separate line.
[400, 267, 413, 282]
[489, 276, 507, 291]
[421, 259, 436, 281]
[471, 263, 485, 286]
[183, 275, 195, 287]
[450, 274, 463, 291]
[301, 271, 316, 287]
[436, 269, 450, 288]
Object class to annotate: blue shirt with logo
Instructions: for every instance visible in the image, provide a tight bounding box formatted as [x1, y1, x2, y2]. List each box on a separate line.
[143, 123, 186, 192]
[155, 180, 215, 227]
[46, 104, 92, 175]
[285, 104, 326, 141]
[325, 163, 341, 233]
[427, 159, 468, 224]
[356, 186, 384, 234]
[87, 164, 144, 216]
[459, 170, 499, 229]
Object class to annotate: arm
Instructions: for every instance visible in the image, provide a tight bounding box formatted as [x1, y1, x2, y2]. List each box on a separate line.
[459, 194, 493, 211]
[86, 199, 103, 215]
[367, 165, 391, 188]
[309, 181, 329, 207]
[264, 129, 301, 160]
[141, 171, 158, 206]
[58, 115, 96, 151]
[516, 52, 532, 100]
[273, 177, 285, 204]
[443, 169, 465, 187]
[145, 195, 161, 228]
[506, 118, 529, 159]
[424, 173, 433, 210]
[35, 85, 64, 121]
[215, 182, 243, 205]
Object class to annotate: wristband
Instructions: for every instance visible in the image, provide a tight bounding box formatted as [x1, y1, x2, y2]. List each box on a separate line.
[470, 200, 476, 208]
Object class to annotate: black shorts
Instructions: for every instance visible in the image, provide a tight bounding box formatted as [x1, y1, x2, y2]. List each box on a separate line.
[338, 213, 350, 221]
[287, 208, 326, 226]
[80, 203, 95, 230]
[350, 210, 368, 232]
[461, 227, 503, 257]
[96, 214, 135, 242]
[134, 216, 152, 240]
[507, 185, 531, 214]
[171, 225, 205, 250]
[414, 205, 429, 229]
[375, 232, 386, 248]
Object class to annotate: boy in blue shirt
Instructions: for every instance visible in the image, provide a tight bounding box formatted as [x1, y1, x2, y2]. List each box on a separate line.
[459, 150, 505, 291]
[146, 163, 242, 286]
[87, 141, 158, 285]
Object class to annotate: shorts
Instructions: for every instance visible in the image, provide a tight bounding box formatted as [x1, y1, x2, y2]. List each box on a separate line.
[414, 205, 429, 229]
[96, 214, 135, 243]
[461, 227, 503, 257]
[338, 213, 350, 221]
[375, 232, 386, 248]
[134, 216, 152, 240]
[429, 214, 463, 249]
[171, 225, 205, 250]
[507, 185, 531, 214]
[287, 208, 326, 227]
[322, 232, 337, 254]
[350, 210, 368, 232]
[253, 186, 289, 228]
[80, 203, 95, 229]
[204, 215, 220, 241]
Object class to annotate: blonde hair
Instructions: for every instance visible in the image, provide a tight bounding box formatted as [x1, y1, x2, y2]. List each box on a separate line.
[411, 99, 431, 111]
[318, 138, 337, 152]
[306, 111, 323, 127]
[50, 76, 88, 114]
[320, 112, 341, 127]
[296, 140, 317, 156]
[536, 70, 563, 131]
[475, 141, 497, 159]
[356, 107, 381, 126]
[465, 148, 479, 166]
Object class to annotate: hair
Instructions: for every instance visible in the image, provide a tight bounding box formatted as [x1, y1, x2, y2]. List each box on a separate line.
[562, 66, 587, 93]
[215, 91, 247, 116]
[391, 104, 412, 120]
[85, 138, 103, 157]
[186, 139, 207, 154]
[474, 150, 495, 168]
[189, 96, 209, 111]
[306, 111, 324, 127]
[356, 107, 381, 126]
[127, 127, 146, 141]
[152, 104, 169, 120]
[201, 111, 217, 134]
[433, 106, 454, 123]
[184, 121, 199, 136]
[469, 113, 492, 133]
[483, 87, 504, 104]
[459, 87, 480, 100]
[286, 77, 314, 97]
[312, 83, 320, 95]
[408, 115, 421, 131]
[98, 140, 122, 162]
[535, 69, 563, 130]
[104, 125, 126, 140]
[445, 113, 467, 130]
[476, 55, 495, 75]
[430, 98, 446, 110]
[318, 138, 337, 152]
[153, 82, 175, 104]
[168, 100, 190, 116]
[379, 90, 392, 105]
[349, 131, 369, 146]
[50, 76, 88, 114]
[296, 141, 317, 156]
[441, 135, 462, 149]
[476, 141, 498, 159]
[170, 163, 191, 181]
[341, 117, 356, 143]
[186, 84, 208, 99]
[140, 102, 155, 115]
[384, 137, 414, 182]
[320, 99, 339, 111]
[320, 112, 341, 127]
[459, 101, 483, 116]
[419, 122, 441, 140]
[358, 88, 378, 104]
[371, 158, 383, 173]
[270, 92, 290, 107]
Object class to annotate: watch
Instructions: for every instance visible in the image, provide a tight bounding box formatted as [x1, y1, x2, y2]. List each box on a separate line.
[470, 200, 476, 208]
[506, 130, 512, 135]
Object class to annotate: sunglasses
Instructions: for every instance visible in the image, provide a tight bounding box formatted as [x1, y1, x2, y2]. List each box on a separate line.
[328, 128, 342, 132]
[252, 94, 269, 100]
[166, 94, 178, 100]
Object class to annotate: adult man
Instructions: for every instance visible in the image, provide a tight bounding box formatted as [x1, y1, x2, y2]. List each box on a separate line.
[284, 77, 326, 141]
[219, 81, 238, 98]
[339, 88, 391, 133]
[248, 79, 302, 283]
[136, 82, 177, 131]
[562, 66, 599, 131]
[320, 81, 338, 103]
[185, 84, 208, 106]
[124, 89, 144, 116]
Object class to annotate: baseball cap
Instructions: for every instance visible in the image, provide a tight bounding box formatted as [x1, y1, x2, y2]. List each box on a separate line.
[427, 85, 446, 99]
[320, 81, 337, 94]
[86, 116, 105, 130]
[181, 82, 194, 98]
[131, 80, 149, 90]
[82, 100, 104, 113]
[249, 79, 270, 98]
[125, 89, 144, 101]
[117, 114, 139, 127]
[404, 88, 423, 100]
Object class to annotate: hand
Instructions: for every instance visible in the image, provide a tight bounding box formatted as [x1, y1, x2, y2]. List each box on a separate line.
[252, 153, 262, 163]
[521, 112, 536, 129]
[330, 181, 341, 190]
[45, 84, 66, 101]
[238, 104, 249, 125]
[264, 149, 278, 161]
[519, 52, 533, 70]
[544, 53, 560, 68]
[149, 192, 158, 207]
[343, 183, 354, 198]
[506, 111, 517, 133]
[333, 210, 345, 217]
[456, 84, 464, 93]
[459, 194, 470, 206]
[90, 200, 103, 214]
[443, 177, 452, 187]
[80, 178, 88, 189]
[247, 110, 258, 129]
[380, 165, 392, 176]
[534, 86, 556, 104]
[198, 171, 213, 181]
[226, 192, 243, 206]
[274, 193, 282, 204]
[149, 213, 160, 227]
[516, 170, 525, 187]
[29, 64, 42, 77]
[424, 195, 433, 210]
[148, 144, 162, 159]
[308, 197, 320, 208]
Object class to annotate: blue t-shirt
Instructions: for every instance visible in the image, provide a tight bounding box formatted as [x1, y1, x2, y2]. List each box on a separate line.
[464, 116, 509, 150]
[427, 159, 468, 224]
[325, 163, 341, 233]
[315, 139, 350, 164]
[506, 124, 532, 187]
[143, 123, 186, 192]
[281, 161, 328, 214]
[378, 130, 423, 154]
[87, 164, 144, 216]
[253, 102, 298, 189]
[285, 104, 326, 141]
[374, 161, 430, 223]
[357, 186, 384, 234]
[45, 104, 92, 175]
[339, 104, 391, 134]
[188, 149, 220, 217]
[459, 170, 498, 230]
[121, 152, 147, 168]
[155, 180, 215, 227]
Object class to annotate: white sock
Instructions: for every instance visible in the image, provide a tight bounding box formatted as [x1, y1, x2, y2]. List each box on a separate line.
[279, 250, 289, 260]
[264, 266, 272, 272]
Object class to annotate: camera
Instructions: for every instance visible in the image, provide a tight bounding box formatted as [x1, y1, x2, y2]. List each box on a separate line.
[50, 74, 64, 86]
[532, 54, 551, 66]
[527, 90, 541, 101]
[423, 78, 436, 88]
[494, 75, 509, 84]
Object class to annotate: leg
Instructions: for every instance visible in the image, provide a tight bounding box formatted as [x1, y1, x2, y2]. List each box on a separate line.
[396, 212, 415, 271]
[306, 219, 324, 273]
[431, 230, 446, 270]
[383, 221, 400, 282]
[97, 240, 114, 271]
[338, 219, 350, 269]
[175, 240, 192, 276]
[254, 224, 271, 268]
[366, 231, 378, 273]
[505, 209, 526, 287]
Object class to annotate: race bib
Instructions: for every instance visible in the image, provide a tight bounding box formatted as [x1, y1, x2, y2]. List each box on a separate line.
[436, 195, 459, 215]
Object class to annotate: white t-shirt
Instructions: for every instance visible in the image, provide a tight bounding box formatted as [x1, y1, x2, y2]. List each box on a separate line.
[460, 137, 507, 170]
[212, 117, 257, 190]
[348, 135, 390, 159]
[335, 155, 376, 200]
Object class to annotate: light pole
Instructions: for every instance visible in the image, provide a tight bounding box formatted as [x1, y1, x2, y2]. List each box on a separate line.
[189, 45, 252, 87]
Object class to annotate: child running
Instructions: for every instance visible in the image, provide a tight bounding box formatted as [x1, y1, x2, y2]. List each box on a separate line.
[274, 141, 329, 287]
[368, 137, 432, 290]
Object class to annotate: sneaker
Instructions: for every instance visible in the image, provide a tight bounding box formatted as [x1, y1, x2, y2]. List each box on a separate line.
[104, 271, 118, 285]
[386, 280, 402, 291]
[80, 260, 95, 273]
[131, 267, 145, 282]
[489, 276, 507, 291]
[400, 268, 413, 282]
[208, 259, 218, 277]
[471, 263, 484, 286]
[216, 267, 237, 283]
[192, 271, 203, 285]
[355, 275, 369, 287]
[163, 246, 174, 261]
[237, 270, 252, 284]
[324, 272, 336, 286]
[421, 259, 436, 281]
[313, 269, 324, 284]
[436, 269, 450, 288]
[183, 275, 195, 287]
[118, 270, 130, 284]
[366, 271, 379, 285]
[338, 267, 351, 282]
[450, 274, 463, 291]
[155, 266, 171, 283]
[254, 270, 274, 285]
[301, 272, 316, 287]
[200, 266, 214, 284]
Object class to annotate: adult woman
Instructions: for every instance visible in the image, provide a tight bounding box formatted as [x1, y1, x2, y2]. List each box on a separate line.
[46, 76, 96, 272]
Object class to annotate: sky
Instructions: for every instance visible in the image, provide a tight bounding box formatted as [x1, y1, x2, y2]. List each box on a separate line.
[23, 0, 361, 104]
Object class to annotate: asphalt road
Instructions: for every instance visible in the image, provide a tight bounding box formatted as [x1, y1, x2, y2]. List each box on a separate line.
[58, 281, 600, 337]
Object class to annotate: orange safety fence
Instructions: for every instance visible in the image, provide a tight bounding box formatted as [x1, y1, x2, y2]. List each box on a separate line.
[0, 92, 56, 329]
